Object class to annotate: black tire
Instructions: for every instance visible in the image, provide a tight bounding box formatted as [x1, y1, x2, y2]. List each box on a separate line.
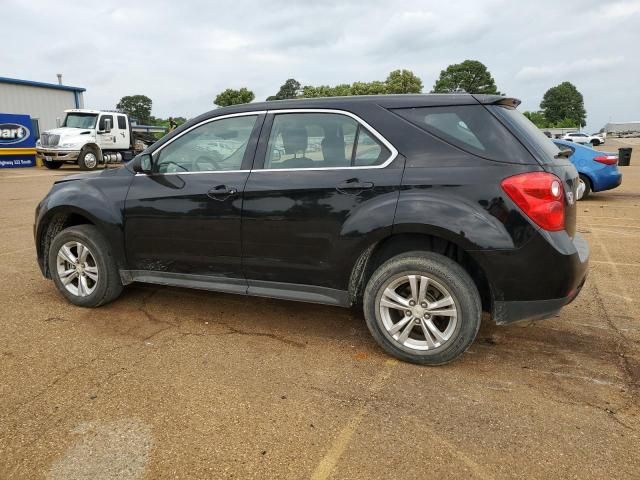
[579, 174, 592, 200]
[48, 225, 123, 307]
[363, 251, 481, 365]
[78, 147, 100, 171]
[590, 139, 600, 146]
[44, 160, 63, 169]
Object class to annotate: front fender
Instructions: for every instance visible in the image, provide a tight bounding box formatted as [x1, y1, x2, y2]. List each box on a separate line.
[35, 168, 134, 275]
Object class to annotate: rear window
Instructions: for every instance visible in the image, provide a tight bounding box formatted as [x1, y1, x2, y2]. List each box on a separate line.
[489, 106, 561, 163]
[392, 105, 534, 163]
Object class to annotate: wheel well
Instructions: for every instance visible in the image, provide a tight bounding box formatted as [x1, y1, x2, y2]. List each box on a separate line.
[349, 233, 492, 313]
[40, 211, 95, 277]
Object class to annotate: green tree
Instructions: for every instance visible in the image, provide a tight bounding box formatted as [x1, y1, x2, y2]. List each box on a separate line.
[351, 80, 387, 95]
[268, 78, 301, 100]
[116, 95, 152, 124]
[523, 111, 548, 128]
[432, 60, 499, 94]
[385, 69, 423, 94]
[540, 81, 587, 127]
[214, 88, 255, 107]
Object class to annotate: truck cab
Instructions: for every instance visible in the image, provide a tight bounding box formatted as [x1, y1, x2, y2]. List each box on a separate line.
[36, 109, 148, 170]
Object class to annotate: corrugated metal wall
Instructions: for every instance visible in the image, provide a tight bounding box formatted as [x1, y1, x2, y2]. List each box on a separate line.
[0, 83, 85, 132]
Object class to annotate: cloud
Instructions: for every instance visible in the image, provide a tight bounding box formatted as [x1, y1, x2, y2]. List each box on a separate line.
[1, 0, 639, 131]
[516, 57, 626, 81]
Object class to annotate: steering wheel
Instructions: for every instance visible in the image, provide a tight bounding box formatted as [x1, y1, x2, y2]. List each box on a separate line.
[191, 152, 223, 172]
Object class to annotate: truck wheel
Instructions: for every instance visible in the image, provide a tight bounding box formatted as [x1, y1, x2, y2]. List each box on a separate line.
[78, 148, 99, 171]
[44, 160, 63, 169]
[48, 225, 123, 307]
[363, 251, 481, 365]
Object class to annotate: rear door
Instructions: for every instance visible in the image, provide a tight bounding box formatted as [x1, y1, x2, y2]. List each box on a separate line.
[124, 112, 264, 278]
[241, 110, 403, 292]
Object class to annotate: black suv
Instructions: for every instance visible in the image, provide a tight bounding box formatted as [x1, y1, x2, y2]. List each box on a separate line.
[35, 95, 589, 364]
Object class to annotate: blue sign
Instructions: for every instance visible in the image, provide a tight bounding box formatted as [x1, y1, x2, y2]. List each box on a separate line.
[0, 113, 36, 168]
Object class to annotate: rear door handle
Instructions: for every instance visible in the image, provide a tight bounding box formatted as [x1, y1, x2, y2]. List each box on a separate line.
[336, 179, 374, 195]
[207, 185, 238, 201]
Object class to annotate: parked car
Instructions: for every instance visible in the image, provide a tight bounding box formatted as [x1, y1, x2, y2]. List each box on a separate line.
[554, 139, 622, 199]
[34, 95, 589, 365]
[562, 132, 605, 146]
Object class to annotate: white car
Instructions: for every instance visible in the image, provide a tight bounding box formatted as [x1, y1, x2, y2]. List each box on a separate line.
[562, 132, 605, 146]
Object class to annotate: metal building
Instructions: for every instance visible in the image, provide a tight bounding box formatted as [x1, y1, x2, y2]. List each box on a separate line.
[0, 76, 86, 138]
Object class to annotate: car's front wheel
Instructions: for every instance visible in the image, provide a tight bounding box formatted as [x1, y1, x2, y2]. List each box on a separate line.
[363, 251, 481, 365]
[48, 225, 123, 307]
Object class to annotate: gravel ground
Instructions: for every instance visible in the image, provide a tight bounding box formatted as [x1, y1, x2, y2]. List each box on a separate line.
[0, 143, 638, 479]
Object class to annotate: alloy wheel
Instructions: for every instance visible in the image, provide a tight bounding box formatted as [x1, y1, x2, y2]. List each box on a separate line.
[56, 241, 99, 297]
[378, 274, 458, 351]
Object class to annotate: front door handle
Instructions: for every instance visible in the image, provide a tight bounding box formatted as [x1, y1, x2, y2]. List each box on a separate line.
[207, 185, 238, 201]
[336, 179, 374, 195]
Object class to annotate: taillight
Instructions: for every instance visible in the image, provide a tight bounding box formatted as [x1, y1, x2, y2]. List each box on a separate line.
[501, 172, 565, 231]
[593, 155, 618, 165]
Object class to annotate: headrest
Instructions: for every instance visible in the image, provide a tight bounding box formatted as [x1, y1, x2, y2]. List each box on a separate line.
[282, 126, 308, 155]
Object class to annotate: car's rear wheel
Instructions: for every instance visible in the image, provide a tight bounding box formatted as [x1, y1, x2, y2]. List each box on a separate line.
[590, 139, 600, 146]
[363, 251, 481, 365]
[579, 174, 592, 200]
[48, 225, 123, 307]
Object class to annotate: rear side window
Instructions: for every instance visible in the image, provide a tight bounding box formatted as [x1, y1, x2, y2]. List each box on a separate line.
[490, 106, 561, 164]
[117, 115, 127, 129]
[393, 105, 534, 163]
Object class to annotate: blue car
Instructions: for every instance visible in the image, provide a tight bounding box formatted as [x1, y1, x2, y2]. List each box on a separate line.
[553, 139, 622, 199]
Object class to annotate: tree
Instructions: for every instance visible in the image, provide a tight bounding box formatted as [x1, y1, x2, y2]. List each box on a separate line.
[268, 78, 301, 100]
[116, 95, 152, 124]
[385, 69, 423, 94]
[351, 80, 387, 95]
[214, 88, 255, 107]
[540, 81, 587, 127]
[432, 60, 499, 94]
[523, 111, 548, 128]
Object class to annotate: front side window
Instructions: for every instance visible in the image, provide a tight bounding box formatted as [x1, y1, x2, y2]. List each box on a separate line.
[155, 115, 257, 173]
[98, 115, 113, 131]
[264, 113, 390, 169]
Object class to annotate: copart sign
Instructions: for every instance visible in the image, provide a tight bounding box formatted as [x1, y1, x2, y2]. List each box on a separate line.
[0, 113, 36, 168]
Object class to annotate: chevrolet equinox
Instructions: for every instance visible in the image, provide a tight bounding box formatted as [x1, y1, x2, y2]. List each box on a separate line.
[35, 95, 589, 365]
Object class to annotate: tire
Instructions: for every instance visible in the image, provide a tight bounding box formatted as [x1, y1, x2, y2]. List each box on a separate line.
[78, 148, 100, 171]
[579, 174, 592, 200]
[48, 225, 123, 307]
[363, 251, 481, 365]
[590, 140, 600, 147]
[44, 160, 63, 169]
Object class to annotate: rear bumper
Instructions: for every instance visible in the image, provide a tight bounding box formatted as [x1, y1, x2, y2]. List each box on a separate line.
[592, 170, 622, 192]
[473, 232, 589, 325]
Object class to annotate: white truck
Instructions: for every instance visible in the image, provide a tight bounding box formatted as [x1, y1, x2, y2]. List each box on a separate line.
[36, 109, 163, 170]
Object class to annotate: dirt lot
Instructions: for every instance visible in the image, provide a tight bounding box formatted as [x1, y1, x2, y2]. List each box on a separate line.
[1, 142, 639, 479]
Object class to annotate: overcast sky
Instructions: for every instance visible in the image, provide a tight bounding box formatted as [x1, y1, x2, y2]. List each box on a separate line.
[3, 0, 639, 130]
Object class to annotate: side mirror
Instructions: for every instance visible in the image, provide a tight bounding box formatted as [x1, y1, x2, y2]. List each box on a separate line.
[56, 117, 61, 128]
[103, 118, 112, 133]
[131, 153, 152, 174]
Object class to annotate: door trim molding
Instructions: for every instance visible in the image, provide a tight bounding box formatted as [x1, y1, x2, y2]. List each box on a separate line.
[119, 270, 352, 307]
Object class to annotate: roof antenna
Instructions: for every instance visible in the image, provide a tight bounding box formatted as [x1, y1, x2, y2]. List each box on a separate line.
[56, 73, 62, 85]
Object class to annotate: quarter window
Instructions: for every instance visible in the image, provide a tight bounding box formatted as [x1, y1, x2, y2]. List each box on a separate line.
[264, 113, 389, 169]
[154, 115, 257, 173]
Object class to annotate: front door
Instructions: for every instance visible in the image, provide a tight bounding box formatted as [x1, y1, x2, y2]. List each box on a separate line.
[124, 113, 263, 279]
[242, 111, 403, 292]
[97, 114, 116, 149]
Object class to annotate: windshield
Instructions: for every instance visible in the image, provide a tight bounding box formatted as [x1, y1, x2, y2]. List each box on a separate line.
[490, 106, 560, 163]
[63, 113, 98, 129]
